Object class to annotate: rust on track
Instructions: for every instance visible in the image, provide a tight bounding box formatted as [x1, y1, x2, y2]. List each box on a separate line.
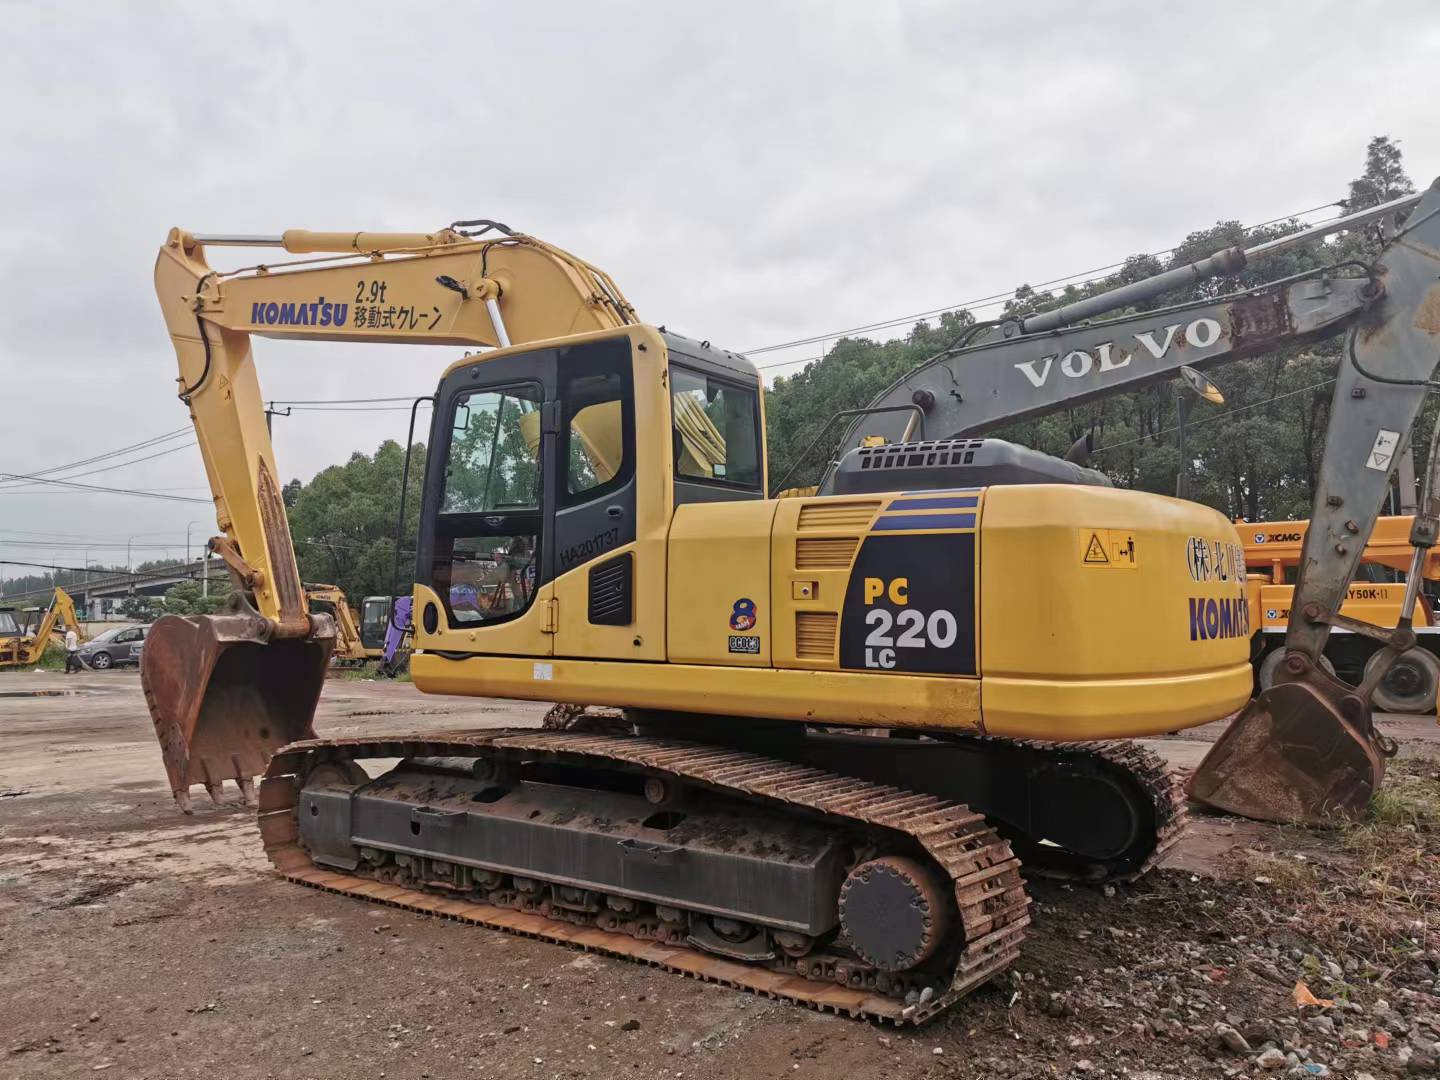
[258, 728, 1031, 1023]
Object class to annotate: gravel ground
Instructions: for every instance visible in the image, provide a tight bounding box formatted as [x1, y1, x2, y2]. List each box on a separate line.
[1, 670, 1437, 1080]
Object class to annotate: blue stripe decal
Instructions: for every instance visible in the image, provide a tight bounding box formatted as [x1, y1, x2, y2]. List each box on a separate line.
[901, 487, 982, 496]
[888, 496, 979, 510]
[873, 512, 977, 531]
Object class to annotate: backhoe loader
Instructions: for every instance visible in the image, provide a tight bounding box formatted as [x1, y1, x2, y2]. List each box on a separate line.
[0, 587, 83, 668]
[142, 183, 1440, 1022]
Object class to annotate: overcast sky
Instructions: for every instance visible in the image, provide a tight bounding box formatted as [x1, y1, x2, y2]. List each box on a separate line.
[1, 1, 1437, 584]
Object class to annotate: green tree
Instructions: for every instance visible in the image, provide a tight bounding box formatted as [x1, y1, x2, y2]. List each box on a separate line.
[117, 594, 162, 621]
[759, 135, 1420, 523]
[160, 578, 233, 616]
[285, 439, 427, 603]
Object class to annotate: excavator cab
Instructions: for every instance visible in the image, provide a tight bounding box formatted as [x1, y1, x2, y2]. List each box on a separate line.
[359, 597, 391, 654]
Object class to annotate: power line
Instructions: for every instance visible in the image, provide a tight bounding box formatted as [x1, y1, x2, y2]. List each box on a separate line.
[0, 441, 198, 492]
[0, 470, 209, 504]
[0, 428, 192, 488]
[1095, 379, 1337, 454]
[0, 539, 185, 550]
[269, 395, 420, 405]
[742, 200, 1344, 367]
[285, 405, 426, 413]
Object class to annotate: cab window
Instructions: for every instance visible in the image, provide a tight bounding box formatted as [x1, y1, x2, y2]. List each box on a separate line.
[360, 599, 390, 650]
[562, 346, 633, 502]
[670, 367, 760, 489]
[435, 383, 542, 625]
[441, 385, 542, 513]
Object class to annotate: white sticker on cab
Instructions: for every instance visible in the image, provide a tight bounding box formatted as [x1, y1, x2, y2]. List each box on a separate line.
[533, 662, 554, 681]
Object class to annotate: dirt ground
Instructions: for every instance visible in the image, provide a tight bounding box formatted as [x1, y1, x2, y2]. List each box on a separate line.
[1, 671, 1437, 1080]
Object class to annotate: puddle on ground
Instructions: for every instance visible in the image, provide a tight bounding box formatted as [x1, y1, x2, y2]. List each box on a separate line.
[0, 688, 108, 699]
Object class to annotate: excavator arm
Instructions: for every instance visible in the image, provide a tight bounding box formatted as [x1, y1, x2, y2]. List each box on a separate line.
[31, 587, 81, 660]
[303, 585, 367, 663]
[840, 189, 1424, 449]
[834, 181, 1440, 822]
[146, 223, 635, 810]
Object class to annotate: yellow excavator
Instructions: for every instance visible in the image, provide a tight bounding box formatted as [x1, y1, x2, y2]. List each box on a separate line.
[142, 184, 1440, 1022]
[0, 587, 83, 668]
[304, 584, 376, 666]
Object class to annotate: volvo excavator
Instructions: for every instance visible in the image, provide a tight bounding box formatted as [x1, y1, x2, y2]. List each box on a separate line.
[142, 182, 1440, 1022]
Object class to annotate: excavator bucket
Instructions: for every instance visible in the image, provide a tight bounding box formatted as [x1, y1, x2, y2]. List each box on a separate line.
[1188, 677, 1388, 825]
[141, 609, 334, 813]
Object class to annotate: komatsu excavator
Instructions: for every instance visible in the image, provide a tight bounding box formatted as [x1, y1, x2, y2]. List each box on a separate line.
[143, 183, 1440, 1022]
[304, 584, 377, 666]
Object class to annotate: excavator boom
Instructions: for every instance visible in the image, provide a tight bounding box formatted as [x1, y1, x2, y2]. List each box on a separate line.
[146, 224, 635, 809]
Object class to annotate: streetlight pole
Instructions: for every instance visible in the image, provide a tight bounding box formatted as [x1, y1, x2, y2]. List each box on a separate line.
[1175, 365, 1226, 502]
[1176, 394, 1193, 500]
[186, 521, 200, 567]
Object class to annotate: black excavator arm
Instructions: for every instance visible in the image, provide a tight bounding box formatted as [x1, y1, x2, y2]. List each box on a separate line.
[828, 182, 1440, 823]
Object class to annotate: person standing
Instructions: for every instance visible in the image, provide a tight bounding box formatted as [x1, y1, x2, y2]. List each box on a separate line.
[64, 627, 81, 674]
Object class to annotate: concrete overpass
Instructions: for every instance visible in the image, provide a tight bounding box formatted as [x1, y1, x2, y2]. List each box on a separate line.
[2, 558, 227, 617]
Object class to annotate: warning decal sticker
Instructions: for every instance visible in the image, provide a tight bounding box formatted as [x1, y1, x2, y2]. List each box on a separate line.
[1079, 529, 1138, 569]
[1366, 429, 1401, 472]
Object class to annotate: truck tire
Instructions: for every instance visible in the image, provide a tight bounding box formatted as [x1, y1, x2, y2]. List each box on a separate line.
[1257, 647, 1335, 691]
[1366, 647, 1440, 714]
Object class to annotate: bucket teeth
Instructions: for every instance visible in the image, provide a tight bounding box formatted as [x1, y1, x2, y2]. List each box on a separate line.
[205, 781, 226, 806]
[174, 788, 193, 815]
[140, 608, 332, 814]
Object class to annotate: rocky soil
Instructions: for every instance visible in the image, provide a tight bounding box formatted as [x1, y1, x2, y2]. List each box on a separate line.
[1, 671, 1437, 1079]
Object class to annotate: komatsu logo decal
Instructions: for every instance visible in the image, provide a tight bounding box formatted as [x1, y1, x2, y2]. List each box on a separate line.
[251, 299, 349, 327]
[1189, 596, 1250, 641]
[1014, 317, 1223, 389]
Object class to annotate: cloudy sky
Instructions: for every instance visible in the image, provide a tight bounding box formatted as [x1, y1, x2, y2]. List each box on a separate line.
[1, 1, 1437, 584]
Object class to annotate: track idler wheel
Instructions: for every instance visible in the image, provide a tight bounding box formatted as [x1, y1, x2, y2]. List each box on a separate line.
[838, 856, 950, 972]
[141, 603, 334, 813]
[1188, 658, 1391, 825]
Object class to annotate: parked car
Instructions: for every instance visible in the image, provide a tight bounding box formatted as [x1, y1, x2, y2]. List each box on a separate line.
[78, 624, 150, 670]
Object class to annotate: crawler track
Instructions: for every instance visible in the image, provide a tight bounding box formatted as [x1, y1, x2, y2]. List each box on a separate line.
[258, 729, 1030, 1023]
[994, 736, 1189, 882]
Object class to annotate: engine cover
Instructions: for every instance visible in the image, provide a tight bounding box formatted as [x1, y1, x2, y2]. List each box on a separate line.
[821, 437, 1111, 496]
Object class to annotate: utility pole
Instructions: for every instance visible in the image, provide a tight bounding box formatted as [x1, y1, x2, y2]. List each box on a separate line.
[265, 401, 291, 434]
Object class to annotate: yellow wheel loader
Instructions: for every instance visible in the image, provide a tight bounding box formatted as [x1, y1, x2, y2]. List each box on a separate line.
[0, 587, 83, 668]
[141, 184, 1440, 1021]
[1242, 516, 1440, 712]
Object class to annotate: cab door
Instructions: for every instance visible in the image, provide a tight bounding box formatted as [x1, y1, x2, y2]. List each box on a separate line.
[415, 350, 558, 657]
[548, 335, 663, 661]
